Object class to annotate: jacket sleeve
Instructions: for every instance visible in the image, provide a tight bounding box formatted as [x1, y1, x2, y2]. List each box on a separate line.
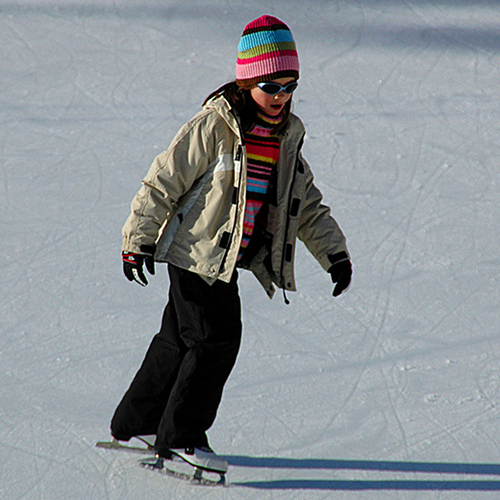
[122, 111, 216, 253]
[297, 155, 349, 271]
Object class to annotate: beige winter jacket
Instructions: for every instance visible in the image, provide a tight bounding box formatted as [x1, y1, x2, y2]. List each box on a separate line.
[122, 94, 348, 298]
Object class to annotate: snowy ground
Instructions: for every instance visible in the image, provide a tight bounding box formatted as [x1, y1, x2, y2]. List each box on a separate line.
[2, 0, 500, 498]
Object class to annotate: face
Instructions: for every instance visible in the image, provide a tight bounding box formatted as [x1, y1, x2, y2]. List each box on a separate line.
[250, 77, 296, 116]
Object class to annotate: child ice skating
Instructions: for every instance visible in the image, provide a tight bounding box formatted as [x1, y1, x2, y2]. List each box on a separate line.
[109, 14, 352, 476]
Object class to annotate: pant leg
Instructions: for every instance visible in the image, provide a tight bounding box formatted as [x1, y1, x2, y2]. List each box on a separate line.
[155, 264, 242, 454]
[111, 264, 242, 450]
[110, 291, 186, 440]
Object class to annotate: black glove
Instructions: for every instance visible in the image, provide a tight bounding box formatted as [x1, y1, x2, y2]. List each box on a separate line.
[328, 251, 352, 297]
[122, 244, 156, 286]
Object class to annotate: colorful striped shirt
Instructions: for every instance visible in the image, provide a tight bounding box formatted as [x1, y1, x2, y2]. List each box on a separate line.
[238, 111, 283, 262]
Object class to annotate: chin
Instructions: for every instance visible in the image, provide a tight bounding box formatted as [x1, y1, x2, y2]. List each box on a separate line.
[267, 106, 283, 115]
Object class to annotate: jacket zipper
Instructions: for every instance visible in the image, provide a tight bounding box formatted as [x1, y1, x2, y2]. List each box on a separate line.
[218, 110, 245, 275]
[279, 133, 305, 299]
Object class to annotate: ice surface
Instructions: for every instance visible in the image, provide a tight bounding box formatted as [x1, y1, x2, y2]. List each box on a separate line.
[1, 1, 500, 498]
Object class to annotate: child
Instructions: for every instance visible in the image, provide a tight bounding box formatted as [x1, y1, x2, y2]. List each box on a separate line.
[110, 15, 352, 473]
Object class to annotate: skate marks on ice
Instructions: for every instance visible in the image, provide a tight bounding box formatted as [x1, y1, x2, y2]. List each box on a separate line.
[228, 455, 500, 491]
[95, 440, 500, 490]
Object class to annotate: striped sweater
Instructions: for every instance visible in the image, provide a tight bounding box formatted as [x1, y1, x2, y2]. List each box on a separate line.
[238, 111, 284, 262]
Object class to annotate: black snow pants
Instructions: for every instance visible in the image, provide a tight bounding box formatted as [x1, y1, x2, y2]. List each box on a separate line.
[110, 264, 242, 456]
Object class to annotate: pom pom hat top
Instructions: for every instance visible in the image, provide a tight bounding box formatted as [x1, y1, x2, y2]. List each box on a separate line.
[236, 15, 300, 88]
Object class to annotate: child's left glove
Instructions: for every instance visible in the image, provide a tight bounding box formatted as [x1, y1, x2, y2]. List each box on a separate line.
[122, 244, 156, 287]
[328, 251, 352, 297]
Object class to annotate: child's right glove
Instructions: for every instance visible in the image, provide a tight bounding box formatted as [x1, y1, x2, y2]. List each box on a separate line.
[328, 251, 352, 297]
[122, 244, 156, 286]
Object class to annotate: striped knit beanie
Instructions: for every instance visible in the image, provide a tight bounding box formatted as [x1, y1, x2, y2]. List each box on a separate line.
[236, 15, 300, 88]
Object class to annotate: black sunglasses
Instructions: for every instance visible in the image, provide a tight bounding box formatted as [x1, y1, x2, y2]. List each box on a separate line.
[256, 81, 299, 96]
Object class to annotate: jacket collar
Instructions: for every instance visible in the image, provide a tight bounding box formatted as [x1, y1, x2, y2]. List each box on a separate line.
[204, 94, 242, 138]
[204, 93, 306, 143]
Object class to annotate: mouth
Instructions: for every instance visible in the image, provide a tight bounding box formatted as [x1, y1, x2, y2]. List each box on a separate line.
[270, 104, 283, 111]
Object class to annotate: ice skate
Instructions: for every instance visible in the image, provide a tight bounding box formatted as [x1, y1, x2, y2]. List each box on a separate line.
[169, 446, 228, 473]
[95, 435, 156, 454]
[139, 447, 227, 486]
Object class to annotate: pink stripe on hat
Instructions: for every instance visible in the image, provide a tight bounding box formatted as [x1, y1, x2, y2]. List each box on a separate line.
[237, 55, 300, 81]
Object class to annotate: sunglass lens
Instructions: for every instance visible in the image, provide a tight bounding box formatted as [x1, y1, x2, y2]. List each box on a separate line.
[260, 83, 282, 95]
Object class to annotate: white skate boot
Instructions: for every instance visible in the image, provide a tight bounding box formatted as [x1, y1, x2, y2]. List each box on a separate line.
[169, 446, 228, 473]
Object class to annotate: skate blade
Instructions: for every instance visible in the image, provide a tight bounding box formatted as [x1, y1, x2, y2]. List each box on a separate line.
[95, 438, 153, 454]
[139, 455, 226, 486]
